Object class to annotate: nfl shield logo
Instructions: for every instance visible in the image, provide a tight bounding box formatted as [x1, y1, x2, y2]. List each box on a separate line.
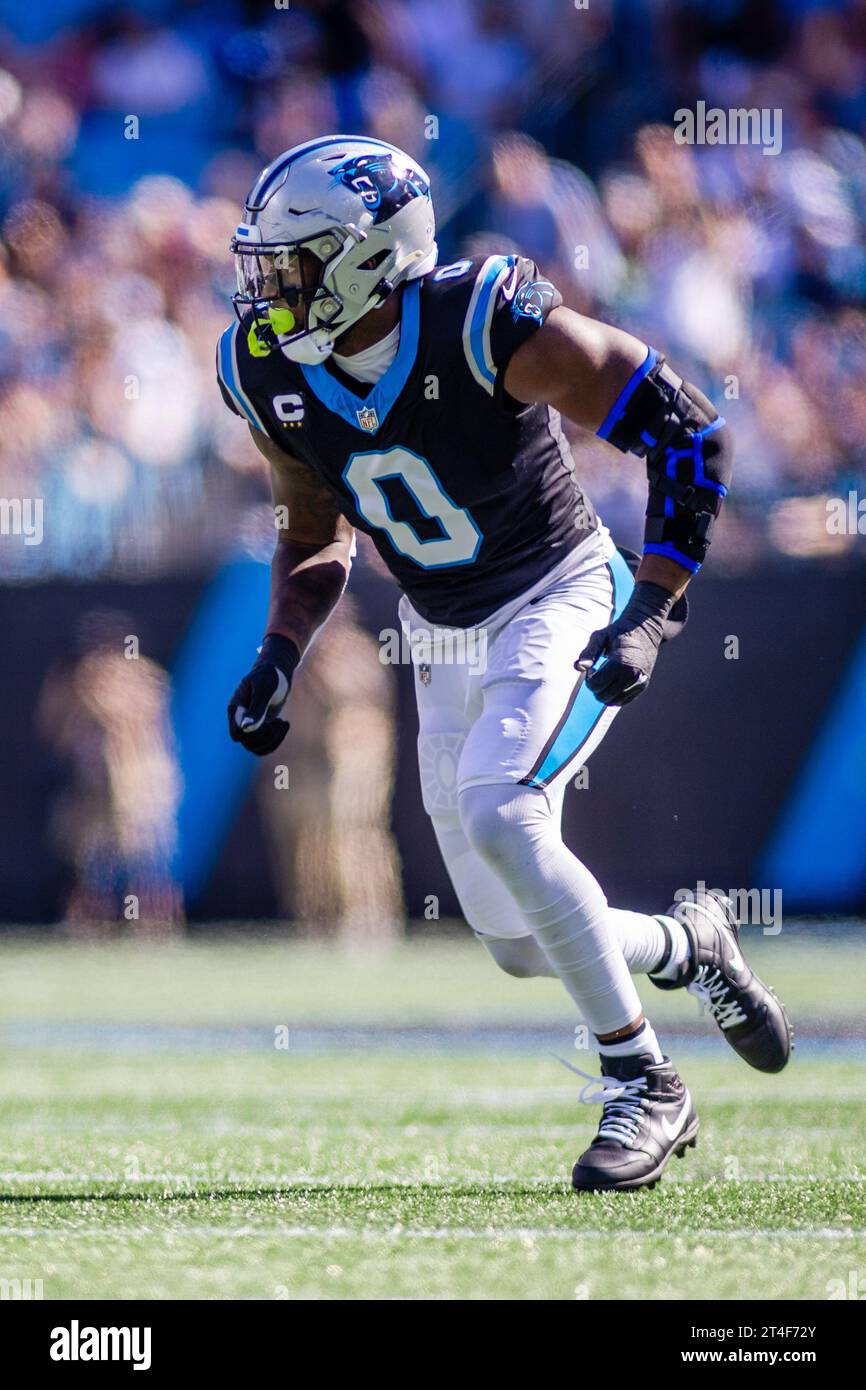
[419, 663, 432, 686]
[356, 405, 379, 432]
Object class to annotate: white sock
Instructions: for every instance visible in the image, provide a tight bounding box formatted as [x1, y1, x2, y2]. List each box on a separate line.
[477, 911, 690, 982]
[649, 914, 691, 980]
[598, 1018, 664, 1067]
[608, 908, 668, 975]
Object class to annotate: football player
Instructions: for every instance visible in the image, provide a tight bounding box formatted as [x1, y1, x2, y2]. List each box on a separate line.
[218, 136, 792, 1192]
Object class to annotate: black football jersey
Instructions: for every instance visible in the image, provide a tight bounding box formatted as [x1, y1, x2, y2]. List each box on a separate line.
[216, 255, 598, 627]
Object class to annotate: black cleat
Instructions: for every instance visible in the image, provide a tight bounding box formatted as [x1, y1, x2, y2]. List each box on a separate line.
[570, 1052, 699, 1192]
[650, 889, 793, 1073]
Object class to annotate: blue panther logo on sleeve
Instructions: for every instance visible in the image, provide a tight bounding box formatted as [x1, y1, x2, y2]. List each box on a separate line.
[511, 279, 557, 323]
[328, 153, 428, 224]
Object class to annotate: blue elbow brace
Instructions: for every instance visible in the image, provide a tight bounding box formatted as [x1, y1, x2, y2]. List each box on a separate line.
[597, 347, 733, 571]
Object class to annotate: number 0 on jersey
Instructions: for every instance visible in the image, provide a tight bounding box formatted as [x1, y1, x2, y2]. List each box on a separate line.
[343, 446, 483, 569]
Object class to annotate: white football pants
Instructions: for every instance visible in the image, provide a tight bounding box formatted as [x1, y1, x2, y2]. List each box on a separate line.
[404, 528, 667, 1036]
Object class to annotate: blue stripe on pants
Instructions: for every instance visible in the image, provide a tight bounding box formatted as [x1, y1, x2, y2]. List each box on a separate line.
[521, 547, 635, 789]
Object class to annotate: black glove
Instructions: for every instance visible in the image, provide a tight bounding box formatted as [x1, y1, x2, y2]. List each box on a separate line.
[228, 634, 300, 756]
[576, 581, 676, 707]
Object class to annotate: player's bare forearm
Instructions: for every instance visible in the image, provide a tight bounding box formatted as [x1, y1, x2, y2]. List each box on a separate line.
[266, 535, 351, 655]
[635, 553, 690, 598]
[250, 425, 354, 655]
[227, 429, 353, 755]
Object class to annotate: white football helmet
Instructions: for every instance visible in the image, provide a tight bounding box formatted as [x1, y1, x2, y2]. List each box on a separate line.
[230, 134, 437, 364]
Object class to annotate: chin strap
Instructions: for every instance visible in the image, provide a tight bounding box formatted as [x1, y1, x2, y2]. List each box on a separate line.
[279, 332, 335, 365]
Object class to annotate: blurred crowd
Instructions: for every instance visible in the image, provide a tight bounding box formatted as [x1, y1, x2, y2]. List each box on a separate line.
[1, 0, 866, 582]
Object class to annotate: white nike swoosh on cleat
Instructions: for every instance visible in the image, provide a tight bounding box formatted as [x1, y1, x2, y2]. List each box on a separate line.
[660, 1104, 691, 1142]
[727, 940, 745, 972]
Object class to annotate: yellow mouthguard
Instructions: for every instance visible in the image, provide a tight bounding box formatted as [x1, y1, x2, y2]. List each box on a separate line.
[268, 306, 296, 336]
[247, 305, 297, 358]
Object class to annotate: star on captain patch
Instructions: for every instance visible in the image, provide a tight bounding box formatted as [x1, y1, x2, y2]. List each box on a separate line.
[356, 405, 379, 431]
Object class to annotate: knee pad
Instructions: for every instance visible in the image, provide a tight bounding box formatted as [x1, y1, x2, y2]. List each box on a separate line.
[458, 783, 553, 874]
[430, 812, 528, 939]
[478, 932, 555, 979]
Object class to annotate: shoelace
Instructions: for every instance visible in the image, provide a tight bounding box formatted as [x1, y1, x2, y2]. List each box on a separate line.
[554, 1055, 648, 1148]
[688, 963, 748, 1029]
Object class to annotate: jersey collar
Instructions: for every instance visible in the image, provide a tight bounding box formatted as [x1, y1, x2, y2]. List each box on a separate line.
[299, 279, 420, 435]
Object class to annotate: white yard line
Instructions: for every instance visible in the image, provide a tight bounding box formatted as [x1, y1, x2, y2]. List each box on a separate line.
[2, 1172, 866, 1186]
[0, 1225, 862, 1242]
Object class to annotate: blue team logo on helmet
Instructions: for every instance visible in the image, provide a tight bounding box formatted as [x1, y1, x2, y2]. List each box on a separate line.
[328, 153, 429, 224]
[511, 279, 557, 323]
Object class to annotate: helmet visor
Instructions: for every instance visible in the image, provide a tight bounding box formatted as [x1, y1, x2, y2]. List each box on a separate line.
[232, 245, 315, 307]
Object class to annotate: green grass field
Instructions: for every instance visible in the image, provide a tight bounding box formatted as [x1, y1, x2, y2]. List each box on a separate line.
[1, 929, 864, 1300]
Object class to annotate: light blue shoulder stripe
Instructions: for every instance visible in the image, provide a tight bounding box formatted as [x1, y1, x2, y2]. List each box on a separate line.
[462, 255, 516, 394]
[218, 324, 266, 433]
